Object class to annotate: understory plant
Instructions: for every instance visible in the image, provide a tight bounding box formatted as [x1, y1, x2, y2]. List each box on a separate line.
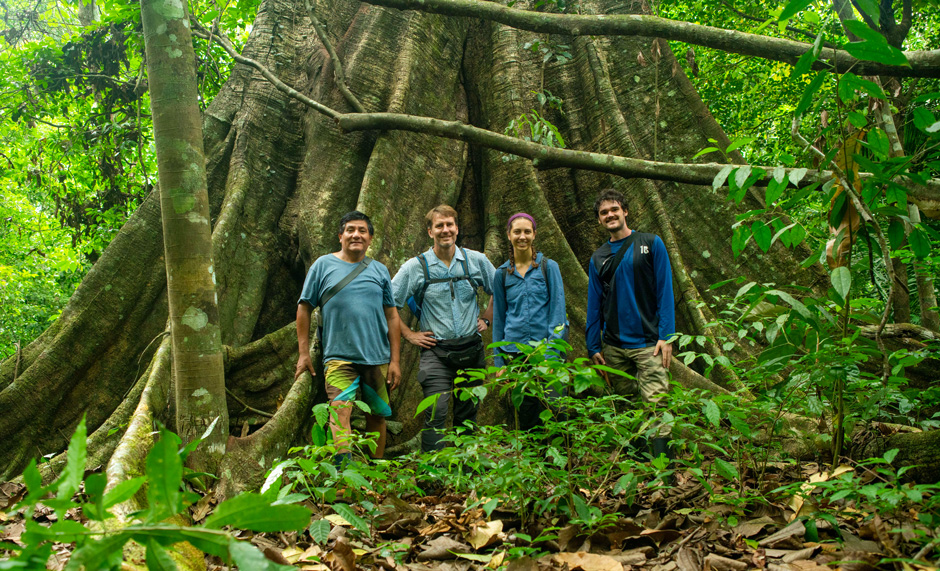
[0, 418, 310, 570]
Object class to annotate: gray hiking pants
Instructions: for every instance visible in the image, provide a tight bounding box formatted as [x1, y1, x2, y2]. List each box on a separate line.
[418, 340, 484, 452]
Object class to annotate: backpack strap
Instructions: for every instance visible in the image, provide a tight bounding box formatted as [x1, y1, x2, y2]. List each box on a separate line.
[320, 257, 372, 309]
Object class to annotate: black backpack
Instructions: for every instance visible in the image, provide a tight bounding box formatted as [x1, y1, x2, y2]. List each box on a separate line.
[406, 248, 482, 321]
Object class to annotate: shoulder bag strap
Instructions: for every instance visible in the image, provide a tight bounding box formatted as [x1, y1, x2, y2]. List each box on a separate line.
[319, 258, 372, 309]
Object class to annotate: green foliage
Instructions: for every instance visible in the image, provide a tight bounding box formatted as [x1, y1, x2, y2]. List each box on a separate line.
[0, 420, 308, 569]
[0, 0, 258, 357]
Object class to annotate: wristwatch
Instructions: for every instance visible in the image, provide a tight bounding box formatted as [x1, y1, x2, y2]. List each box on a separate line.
[480, 317, 490, 326]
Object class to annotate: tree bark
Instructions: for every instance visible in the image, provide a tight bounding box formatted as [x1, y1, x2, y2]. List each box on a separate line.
[140, 0, 229, 471]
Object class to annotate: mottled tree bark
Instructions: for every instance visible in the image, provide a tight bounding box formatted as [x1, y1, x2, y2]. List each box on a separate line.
[140, 0, 229, 471]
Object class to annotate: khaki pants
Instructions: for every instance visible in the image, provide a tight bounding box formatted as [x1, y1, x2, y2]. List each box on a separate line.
[603, 345, 671, 437]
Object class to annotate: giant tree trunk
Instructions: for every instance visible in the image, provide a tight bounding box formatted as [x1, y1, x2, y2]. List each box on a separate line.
[5, 0, 934, 485]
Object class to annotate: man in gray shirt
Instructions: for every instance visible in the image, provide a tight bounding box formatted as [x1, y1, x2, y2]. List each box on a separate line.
[393, 205, 496, 452]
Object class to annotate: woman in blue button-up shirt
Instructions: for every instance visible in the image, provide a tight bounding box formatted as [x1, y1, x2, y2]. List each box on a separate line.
[493, 213, 568, 430]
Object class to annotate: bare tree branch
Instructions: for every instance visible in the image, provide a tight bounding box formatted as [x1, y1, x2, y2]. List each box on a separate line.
[357, 0, 940, 77]
[197, 23, 940, 217]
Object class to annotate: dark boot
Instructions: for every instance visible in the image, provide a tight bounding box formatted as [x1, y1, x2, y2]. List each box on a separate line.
[650, 437, 674, 486]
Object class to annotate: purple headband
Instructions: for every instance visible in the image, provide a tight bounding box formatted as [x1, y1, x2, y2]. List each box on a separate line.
[506, 212, 536, 232]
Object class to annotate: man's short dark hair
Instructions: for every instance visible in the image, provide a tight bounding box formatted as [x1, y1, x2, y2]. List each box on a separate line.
[593, 188, 628, 219]
[338, 211, 374, 235]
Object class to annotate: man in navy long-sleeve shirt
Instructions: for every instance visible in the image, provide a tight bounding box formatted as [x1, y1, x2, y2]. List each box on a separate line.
[586, 188, 675, 454]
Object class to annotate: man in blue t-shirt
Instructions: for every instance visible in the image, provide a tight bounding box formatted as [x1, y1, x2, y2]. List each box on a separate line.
[586, 189, 675, 457]
[296, 211, 401, 463]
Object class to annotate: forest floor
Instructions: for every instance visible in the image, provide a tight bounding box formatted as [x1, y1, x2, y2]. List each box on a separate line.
[2, 456, 938, 571]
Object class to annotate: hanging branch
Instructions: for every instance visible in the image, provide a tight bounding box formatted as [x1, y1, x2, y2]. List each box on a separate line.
[357, 0, 940, 77]
[193, 24, 940, 215]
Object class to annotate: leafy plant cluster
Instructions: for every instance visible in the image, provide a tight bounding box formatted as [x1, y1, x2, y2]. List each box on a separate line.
[0, 418, 310, 570]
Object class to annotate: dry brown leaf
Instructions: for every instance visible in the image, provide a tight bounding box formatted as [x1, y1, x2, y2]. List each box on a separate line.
[328, 536, 356, 571]
[703, 553, 748, 571]
[787, 560, 831, 571]
[553, 551, 622, 571]
[506, 555, 538, 571]
[640, 528, 681, 545]
[487, 551, 506, 569]
[466, 519, 503, 550]
[733, 516, 776, 538]
[417, 535, 471, 561]
[325, 514, 351, 527]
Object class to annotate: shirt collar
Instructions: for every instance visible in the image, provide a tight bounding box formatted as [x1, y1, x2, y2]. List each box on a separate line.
[426, 246, 464, 266]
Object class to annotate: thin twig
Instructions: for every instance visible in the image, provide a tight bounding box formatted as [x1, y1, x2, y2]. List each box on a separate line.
[305, 0, 365, 113]
[225, 388, 274, 418]
[190, 21, 340, 119]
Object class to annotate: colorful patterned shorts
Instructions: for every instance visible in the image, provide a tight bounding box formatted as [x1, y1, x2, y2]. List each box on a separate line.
[324, 360, 391, 417]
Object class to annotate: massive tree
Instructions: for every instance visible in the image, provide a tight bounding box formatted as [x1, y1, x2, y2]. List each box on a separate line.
[0, 0, 936, 487]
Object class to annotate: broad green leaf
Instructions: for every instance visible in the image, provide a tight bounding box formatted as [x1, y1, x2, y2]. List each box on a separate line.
[353, 399, 372, 414]
[571, 495, 591, 521]
[261, 460, 292, 494]
[342, 469, 372, 491]
[22, 520, 89, 545]
[482, 498, 499, 517]
[128, 527, 230, 557]
[714, 458, 739, 481]
[843, 21, 909, 66]
[841, 72, 885, 101]
[752, 221, 772, 252]
[771, 223, 797, 247]
[309, 519, 332, 544]
[712, 164, 734, 191]
[884, 448, 900, 463]
[702, 399, 720, 427]
[913, 108, 937, 133]
[146, 427, 184, 520]
[23, 458, 42, 497]
[765, 176, 787, 205]
[772, 166, 786, 185]
[735, 281, 758, 299]
[854, 0, 879, 25]
[312, 403, 330, 427]
[733, 165, 752, 189]
[795, 71, 826, 117]
[415, 394, 440, 417]
[788, 167, 808, 186]
[692, 146, 720, 159]
[909, 227, 930, 259]
[228, 539, 293, 571]
[765, 289, 812, 320]
[830, 266, 851, 300]
[58, 415, 88, 502]
[103, 477, 146, 509]
[206, 493, 311, 532]
[887, 219, 906, 250]
[146, 539, 178, 571]
[778, 0, 812, 21]
[331, 503, 370, 535]
[866, 129, 890, 159]
[847, 111, 867, 128]
[65, 532, 128, 571]
[731, 225, 751, 257]
[726, 137, 756, 153]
